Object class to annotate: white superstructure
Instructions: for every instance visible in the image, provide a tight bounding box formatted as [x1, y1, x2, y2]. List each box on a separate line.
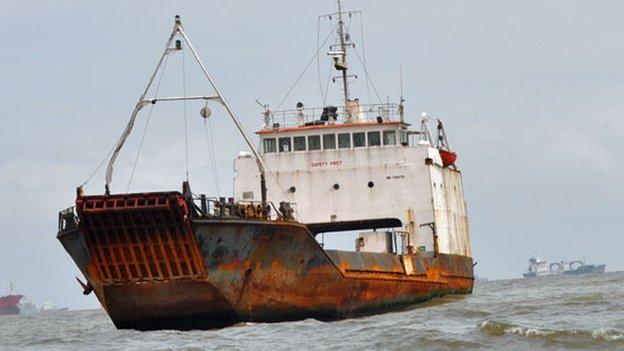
[234, 108, 471, 257]
[234, 0, 471, 257]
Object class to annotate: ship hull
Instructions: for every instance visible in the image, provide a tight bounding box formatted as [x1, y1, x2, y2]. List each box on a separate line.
[524, 264, 607, 278]
[57, 193, 473, 330]
[0, 306, 19, 316]
[0, 295, 23, 316]
[562, 264, 606, 275]
[59, 222, 473, 330]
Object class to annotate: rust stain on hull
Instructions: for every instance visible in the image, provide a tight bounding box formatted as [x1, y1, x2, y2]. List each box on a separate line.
[58, 191, 473, 330]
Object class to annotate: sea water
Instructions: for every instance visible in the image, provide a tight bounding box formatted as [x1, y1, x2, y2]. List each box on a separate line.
[1, 272, 622, 351]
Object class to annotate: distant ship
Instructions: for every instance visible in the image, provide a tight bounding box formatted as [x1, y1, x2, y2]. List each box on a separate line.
[40, 300, 68, 313]
[18, 298, 38, 316]
[0, 295, 22, 316]
[523, 257, 606, 278]
[0, 283, 23, 316]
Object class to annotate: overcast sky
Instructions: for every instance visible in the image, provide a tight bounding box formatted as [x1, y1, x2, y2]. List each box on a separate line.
[1, 1, 623, 310]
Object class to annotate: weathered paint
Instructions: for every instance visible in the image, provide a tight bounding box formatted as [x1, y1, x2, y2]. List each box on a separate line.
[429, 166, 472, 256]
[234, 130, 471, 256]
[58, 191, 473, 330]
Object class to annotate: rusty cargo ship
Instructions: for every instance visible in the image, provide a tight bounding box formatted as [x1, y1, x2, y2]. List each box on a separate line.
[57, 3, 474, 331]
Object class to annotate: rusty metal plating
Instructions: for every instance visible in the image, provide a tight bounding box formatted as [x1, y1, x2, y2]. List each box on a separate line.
[58, 187, 473, 330]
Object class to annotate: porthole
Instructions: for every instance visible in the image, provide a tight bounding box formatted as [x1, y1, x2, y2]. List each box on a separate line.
[289, 186, 296, 193]
[333, 183, 340, 190]
[367, 181, 374, 188]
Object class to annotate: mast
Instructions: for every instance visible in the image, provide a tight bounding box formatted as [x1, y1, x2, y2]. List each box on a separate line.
[103, 16, 268, 205]
[176, 19, 268, 205]
[336, 0, 350, 111]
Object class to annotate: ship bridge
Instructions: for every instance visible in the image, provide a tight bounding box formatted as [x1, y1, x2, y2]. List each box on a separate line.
[234, 103, 471, 257]
[234, 0, 471, 257]
[258, 102, 406, 153]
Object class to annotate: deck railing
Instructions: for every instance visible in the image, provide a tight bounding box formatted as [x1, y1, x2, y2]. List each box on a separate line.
[188, 195, 298, 222]
[58, 206, 79, 232]
[263, 103, 402, 130]
[58, 195, 299, 233]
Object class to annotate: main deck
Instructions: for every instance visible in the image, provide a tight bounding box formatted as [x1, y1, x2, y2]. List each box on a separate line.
[58, 190, 473, 330]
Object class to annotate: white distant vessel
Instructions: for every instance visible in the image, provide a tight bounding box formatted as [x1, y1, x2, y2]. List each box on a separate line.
[17, 298, 38, 316]
[40, 300, 68, 313]
[523, 257, 606, 278]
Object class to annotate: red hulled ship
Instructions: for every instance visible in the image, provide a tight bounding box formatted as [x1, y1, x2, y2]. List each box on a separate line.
[0, 284, 24, 316]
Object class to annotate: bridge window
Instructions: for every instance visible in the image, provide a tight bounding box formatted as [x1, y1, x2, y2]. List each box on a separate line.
[383, 130, 396, 145]
[263, 138, 276, 153]
[293, 136, 306, 151]
[338, 133, 351, 148]
[323, 133, 336, 149]
[308, 135, 321, 150]
[278, 137, 291, 152]
[368, 131, 381, 146]
[353, 132, 365, 147]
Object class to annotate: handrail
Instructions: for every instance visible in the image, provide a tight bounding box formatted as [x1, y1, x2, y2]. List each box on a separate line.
[58, 206, 79, 232]
[263, 103, 401, 130]
[188, 194, 298, 222]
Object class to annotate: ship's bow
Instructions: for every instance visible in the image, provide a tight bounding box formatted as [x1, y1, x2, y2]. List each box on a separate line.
[57, 191, 239, 330]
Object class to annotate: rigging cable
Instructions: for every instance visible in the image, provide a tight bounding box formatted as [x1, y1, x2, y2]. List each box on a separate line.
[276, 22, 338, 111]
[322, 61, 333, 105]
[80, 143, 116, 188]
[322, 22, 341, 105]
[126, 53, 170, 192]
[202, 118, 221, 197]
[197, 55, 221, 198]
[316, 15, 324, 103]
[352, 45, 383, 104]
[182, 44, 190, 182]
[359, 12, 373, 105]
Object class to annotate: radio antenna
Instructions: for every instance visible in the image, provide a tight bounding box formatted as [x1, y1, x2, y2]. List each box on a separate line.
[336, 0, 350, 112]
[400, 63, 404, 101]
[399, 63, 405, 123]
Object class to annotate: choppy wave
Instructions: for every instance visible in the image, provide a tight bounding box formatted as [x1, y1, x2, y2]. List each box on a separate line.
[480, 320, 624, 343]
